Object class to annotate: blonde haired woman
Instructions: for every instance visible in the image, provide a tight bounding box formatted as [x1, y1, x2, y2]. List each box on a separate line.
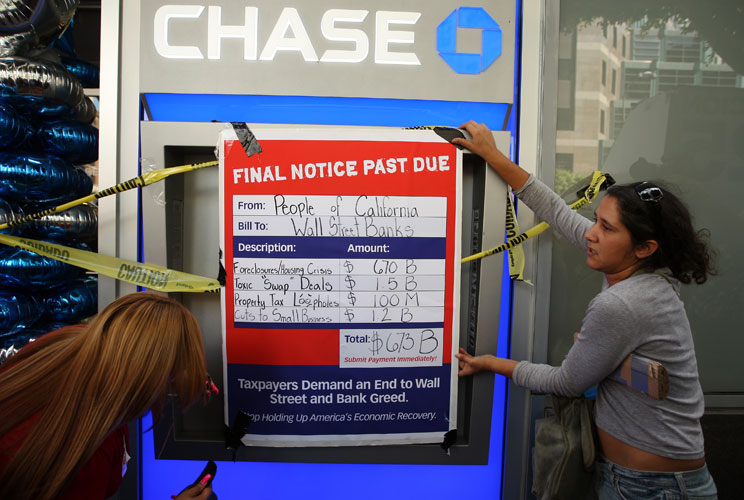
[0, 293, 214, 500]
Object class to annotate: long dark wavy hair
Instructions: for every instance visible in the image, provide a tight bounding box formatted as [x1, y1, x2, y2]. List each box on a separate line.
[607, 181, 716, 284]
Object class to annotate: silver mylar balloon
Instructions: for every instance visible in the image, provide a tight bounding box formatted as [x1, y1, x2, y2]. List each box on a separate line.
[0, 30, 37, 57]
[0, 0, 80, 55]
[0, 344, 21, 364]
[28, 203, 97, 242]
[0, 197, 24, 235]
[72, 94, 96, 124]
[0, 56, 83, 109]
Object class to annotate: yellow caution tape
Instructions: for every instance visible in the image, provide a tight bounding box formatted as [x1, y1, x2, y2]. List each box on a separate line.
[0, 160, 218, 231]
[462, 171, 609, 264]
[566, 170, 607, 212]
[0, 158, 605, 289]
[505, 193, 529, 281]
[0, 233, 221, 293]
[0, 160, 221, 292]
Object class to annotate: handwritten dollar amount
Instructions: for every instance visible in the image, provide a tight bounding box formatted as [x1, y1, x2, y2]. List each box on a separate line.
[369, 329, 438, 356]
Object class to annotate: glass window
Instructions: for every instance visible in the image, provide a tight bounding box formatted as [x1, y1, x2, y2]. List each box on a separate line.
[557, 108, 575, 131]
[550, 6, 744, 396]
[558, 59, 575, 80]
[556, 153, 574, 171]
[601, 60, 607, 85]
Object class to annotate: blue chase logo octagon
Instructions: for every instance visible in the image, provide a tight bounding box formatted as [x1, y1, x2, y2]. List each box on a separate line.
[437, 7, 502, 74]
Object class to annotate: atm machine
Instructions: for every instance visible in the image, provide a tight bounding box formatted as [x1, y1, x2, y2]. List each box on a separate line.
[102, 1, 533, 498]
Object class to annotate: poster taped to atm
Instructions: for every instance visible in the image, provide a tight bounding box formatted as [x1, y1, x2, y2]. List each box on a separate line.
[219, 126, 462, 446]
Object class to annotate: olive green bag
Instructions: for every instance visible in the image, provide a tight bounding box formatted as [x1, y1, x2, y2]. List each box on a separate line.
[532, 396, 598, 500]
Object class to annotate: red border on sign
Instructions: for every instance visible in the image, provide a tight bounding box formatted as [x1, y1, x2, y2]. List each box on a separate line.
[224, 138, 458, 366]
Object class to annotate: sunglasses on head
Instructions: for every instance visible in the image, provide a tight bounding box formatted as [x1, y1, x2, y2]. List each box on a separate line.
[635, 182, 663, 203]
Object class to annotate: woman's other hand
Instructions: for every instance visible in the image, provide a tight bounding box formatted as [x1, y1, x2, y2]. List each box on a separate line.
[455, 347, 518, 378]
[455, 347, 493, 376]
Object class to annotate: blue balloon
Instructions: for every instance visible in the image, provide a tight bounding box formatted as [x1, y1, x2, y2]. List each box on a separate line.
[0, 151, 92, 204]
[61, 57, 99, 89]
[38, 119, 98, 165]
[42, 276, 97, 322]
[0, 102, 34, 148]
[0, 290, 41, 337]
[0, 244, 85, 288]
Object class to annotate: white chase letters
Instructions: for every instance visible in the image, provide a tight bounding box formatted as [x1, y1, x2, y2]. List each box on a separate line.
[320, 9, 369, 63]
[153, 5, 421, 65]
[208, 6, 258, 59]
[153, 5, 205, 59]
[259, 8, 318, 61]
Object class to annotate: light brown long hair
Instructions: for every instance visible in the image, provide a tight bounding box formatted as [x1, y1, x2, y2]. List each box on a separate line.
[0, 292, 208, 500]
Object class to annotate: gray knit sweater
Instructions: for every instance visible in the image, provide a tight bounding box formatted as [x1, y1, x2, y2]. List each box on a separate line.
[511, 175, 705, 460]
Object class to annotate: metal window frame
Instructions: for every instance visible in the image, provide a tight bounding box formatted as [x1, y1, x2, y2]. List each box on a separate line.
[502, 0, 559, 498]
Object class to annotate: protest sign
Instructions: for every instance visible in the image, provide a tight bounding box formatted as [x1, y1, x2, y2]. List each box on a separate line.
[220, 127, 462, 446]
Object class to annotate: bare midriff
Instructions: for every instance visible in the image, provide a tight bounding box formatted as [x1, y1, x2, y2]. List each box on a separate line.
[598, 427, 705, 472]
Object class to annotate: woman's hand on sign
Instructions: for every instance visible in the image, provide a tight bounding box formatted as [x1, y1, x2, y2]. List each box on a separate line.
[451, 121, 500, 160]
[452, 121, 529, 191]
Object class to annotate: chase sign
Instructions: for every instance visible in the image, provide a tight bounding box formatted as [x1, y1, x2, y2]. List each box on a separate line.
[139, 0, 515, 104]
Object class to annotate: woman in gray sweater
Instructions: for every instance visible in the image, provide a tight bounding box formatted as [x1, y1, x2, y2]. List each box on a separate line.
[452, 121, 717, 499]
